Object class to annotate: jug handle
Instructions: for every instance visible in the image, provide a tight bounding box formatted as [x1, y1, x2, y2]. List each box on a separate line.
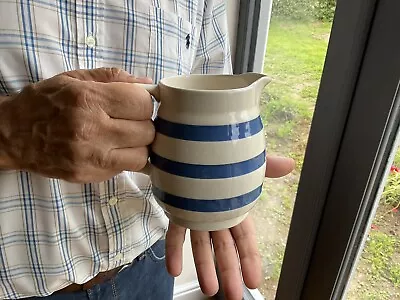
[135, 83, 160, 101]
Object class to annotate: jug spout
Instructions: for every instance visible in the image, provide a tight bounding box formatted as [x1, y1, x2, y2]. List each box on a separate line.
[240, 72, 272, 101]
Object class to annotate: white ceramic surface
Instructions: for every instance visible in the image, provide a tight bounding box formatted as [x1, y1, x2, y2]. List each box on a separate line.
[139, 73, 270, 231]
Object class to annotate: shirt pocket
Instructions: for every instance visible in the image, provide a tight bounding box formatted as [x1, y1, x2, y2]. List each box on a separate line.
[148, 6, 195, 81]
[99, 3, 152, 77]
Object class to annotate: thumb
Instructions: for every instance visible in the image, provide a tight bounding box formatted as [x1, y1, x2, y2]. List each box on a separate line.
[62, 67, 153, 84]
[265, 155, 295, 178]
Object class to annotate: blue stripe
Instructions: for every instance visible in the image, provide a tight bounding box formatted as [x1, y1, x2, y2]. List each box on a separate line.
[154, 116, 263, 142]
[150, 150, 265, 179]
[83, 183, 100, 275]
[0, 69, 9, 95]
[20, 2, 36, 82]
[123, 0, 132, 71]
[20, 171, 46, 293]
[51, 179, 75, 282]
[0, 243, 16, 297]
[177, 17, 183, 75]
[153, 185, 262, 212]
[154, 7, 163, 82]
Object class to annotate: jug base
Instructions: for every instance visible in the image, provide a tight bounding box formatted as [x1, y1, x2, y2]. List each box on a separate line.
[168, 213, 249, 231]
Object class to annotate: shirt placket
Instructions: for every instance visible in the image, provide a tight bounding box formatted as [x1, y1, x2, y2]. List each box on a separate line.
[77, 0, 124, 269]
[75, 0, 97, 69]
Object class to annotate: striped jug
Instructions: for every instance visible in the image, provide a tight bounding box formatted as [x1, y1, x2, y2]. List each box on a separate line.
[138, 73, 270, 231]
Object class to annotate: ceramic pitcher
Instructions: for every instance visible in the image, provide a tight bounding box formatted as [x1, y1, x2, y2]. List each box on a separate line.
[138, 73, 271, 231]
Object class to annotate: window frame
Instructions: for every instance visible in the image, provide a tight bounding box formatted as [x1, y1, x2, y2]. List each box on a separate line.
[297, 0, 400, 298]
[233, 0, 400, 299]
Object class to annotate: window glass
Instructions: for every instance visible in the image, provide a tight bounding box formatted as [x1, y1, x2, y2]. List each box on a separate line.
[253, 2, 337, 297]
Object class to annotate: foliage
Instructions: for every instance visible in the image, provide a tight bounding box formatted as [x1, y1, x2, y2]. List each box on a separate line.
[272, 0, 336, 21]
[271, 0, 316, 20]
[364, 232, 396, 278]
[382, 172, 400, 207]
[382, 150, 400, 207]
[260, 18, 329, 152]
[314, 0, 336, 21]
[364, 231, 400, 288]
[261, 16, 400, 299]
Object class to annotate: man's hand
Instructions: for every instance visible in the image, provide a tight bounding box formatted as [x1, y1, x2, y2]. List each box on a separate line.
[0, 68, 154, 182]
[165, 155, 295, 300]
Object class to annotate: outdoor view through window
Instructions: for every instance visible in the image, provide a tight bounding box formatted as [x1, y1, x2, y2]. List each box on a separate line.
[252, 1, 400, 299]
[251, 1, 335, 298]
[346, 137, 400, 299]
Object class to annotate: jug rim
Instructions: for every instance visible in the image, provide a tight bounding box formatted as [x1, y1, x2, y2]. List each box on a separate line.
[158, 72, 271, 93]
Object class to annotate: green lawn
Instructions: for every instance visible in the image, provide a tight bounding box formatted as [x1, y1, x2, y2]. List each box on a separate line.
[255, 16, 400, 299]
[254, 16, 333, 297]
[260, 18, 331, 169]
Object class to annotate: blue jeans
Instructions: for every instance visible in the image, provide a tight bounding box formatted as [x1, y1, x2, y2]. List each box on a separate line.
[29, 239, 174, 300]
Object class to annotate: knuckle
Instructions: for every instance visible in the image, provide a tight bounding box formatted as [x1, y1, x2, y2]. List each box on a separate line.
[23, 82, 38, 96]
[102, 67, 123, 82]
[191, 236, 211, 248]
[61, 87, 101, 142]
[135, 147, 149, 170]
[89, 149, 110, 169]
[63, 111, 96, 142]
[143, 121, 156, 145]
[64, 81, 98, 111]
[41, 143, 88, 182]
[63, 142, 83, 163]
[77, 117, 98, 141]
[143, 97, 154, 119]
[134, 87, 154, 119]
[245, 249, 261, 262]
[64, 169, 87, 183]
[253, 251, 261, 262]
[213, 238, 235, 253]
[110, 67, 122, 78]
[71, 84, 91, 108]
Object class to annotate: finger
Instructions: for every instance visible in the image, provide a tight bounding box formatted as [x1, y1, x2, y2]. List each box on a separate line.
[165, 222, 187, 277]
[63, 67, 153, 84]
[230, 216, 261, 289]
[211, 230, 242, 300]
[191, 230, 218, 296]
[93, 81, 154, 121]
[107, 147, 149, 171]
[107, 119, 155, 148]
[265, 155, 295, 178]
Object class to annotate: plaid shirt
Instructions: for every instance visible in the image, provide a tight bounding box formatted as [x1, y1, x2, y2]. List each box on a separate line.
[0, 0, 231, 298]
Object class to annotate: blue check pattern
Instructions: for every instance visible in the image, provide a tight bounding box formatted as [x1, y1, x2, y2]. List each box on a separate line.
[0, 0, 232, 298]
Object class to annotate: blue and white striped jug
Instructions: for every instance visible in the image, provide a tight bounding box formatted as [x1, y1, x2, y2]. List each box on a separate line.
[139, 73, 270, 231]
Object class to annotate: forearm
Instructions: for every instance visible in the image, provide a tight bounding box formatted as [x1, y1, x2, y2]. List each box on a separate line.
[0, 96, 18, 170]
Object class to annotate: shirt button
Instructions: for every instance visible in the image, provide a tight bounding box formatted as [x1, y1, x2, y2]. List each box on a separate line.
[108, 197, 118, 206]
[85, 35, 96, 48]
[115, 253, 123, 261]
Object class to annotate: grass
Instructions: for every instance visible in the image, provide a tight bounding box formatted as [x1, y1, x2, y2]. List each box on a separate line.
[347, 149, 400, 299]
[347, 203, 400, 299]
[255, 15, 400, 299]
[254, 16, 332, 298]
[382, 151, 400, 207]
[260, 17, 331, 166]
[364, 231, 398, 282]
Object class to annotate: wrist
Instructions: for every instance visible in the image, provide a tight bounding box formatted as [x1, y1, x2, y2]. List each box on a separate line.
[0, 96, 19, 170]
